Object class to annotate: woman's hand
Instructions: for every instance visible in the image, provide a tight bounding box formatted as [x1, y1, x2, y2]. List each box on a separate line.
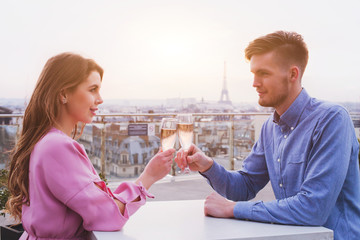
[136, 148, 175, 189]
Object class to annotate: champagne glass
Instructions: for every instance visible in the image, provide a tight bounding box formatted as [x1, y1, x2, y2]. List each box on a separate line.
[160, 118, 178, 151]
[177, 114, 194, 173]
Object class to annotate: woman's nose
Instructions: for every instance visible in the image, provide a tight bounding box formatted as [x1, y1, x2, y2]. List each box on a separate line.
[96, 95, 103, 105]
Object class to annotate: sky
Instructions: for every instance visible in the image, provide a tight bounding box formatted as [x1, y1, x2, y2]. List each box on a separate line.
[1, 0, 360, 103]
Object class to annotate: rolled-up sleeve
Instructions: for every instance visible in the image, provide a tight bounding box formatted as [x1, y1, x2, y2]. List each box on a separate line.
[66, 181, 153, 231]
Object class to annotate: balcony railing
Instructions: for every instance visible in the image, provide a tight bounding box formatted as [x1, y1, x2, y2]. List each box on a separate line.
[1, 112, 359, 180]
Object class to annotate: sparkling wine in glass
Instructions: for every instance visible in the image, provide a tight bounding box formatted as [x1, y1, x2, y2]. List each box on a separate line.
[177, 114, 194, 173]
[160, 118, 178, 151]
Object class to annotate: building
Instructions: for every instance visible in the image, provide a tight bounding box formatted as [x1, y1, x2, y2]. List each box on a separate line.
[82, 123, 160, 178]
[0, 106, 13, 125]
[196, 117, 255, 159]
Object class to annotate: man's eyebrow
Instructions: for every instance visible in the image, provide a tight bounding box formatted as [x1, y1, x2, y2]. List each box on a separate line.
[251, 68, 268, 74]
[250, 68, 266, 73]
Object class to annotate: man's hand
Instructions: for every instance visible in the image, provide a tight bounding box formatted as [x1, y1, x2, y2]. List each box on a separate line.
[174, 144, 213, 173]
[204, 192, 236, 218]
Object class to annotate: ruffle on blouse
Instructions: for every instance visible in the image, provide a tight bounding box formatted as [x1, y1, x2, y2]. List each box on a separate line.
[94, 181, 154, 219]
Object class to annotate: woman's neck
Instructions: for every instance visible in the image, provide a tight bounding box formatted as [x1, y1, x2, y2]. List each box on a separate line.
[54, 113, 76, 137]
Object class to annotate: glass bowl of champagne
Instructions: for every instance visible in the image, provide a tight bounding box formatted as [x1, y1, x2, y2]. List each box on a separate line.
[160, 118, 178, 151]
[176, 114, 194, 173]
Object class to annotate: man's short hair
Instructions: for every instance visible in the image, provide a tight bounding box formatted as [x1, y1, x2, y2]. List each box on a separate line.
[245, 31, 309, 75]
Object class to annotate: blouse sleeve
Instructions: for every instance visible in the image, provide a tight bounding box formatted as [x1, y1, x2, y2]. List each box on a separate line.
[37, 134, 153, 231]
[93, 181, 154, 220]
[66, 180, 154, 231]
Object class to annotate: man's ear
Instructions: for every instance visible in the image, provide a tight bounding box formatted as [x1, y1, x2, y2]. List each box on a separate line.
[289, 66, 300, 82]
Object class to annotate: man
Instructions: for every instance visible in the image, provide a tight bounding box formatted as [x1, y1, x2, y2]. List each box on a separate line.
[175, 31, 360, 240]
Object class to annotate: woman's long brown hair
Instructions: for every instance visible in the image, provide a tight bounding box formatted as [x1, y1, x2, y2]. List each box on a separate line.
[6, 52, 103, 221]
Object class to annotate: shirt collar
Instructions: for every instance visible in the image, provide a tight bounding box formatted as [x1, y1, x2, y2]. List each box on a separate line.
[273, 88, 310, 129]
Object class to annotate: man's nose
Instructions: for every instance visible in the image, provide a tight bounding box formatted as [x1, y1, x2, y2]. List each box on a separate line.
[252, 77, 261, 88]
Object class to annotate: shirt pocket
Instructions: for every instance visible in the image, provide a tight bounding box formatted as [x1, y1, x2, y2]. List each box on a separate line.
[284, 153, 306, 193]
[288, 153, 306, 164]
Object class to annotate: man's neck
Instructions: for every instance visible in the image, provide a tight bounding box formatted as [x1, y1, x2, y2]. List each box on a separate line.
[275, 87, 302, 116]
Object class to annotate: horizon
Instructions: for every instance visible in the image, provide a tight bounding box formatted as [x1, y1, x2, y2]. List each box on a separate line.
[1, 96, 359, 106]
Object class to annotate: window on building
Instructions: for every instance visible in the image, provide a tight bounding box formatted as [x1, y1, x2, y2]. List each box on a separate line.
[133, 154, 138, 164]
[142, 153, 147, 161]
[134, 167, 138, 175]
[121, 154, 128, 164]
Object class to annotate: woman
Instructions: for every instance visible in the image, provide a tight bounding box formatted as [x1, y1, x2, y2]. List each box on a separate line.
[6, 52, 175, 239]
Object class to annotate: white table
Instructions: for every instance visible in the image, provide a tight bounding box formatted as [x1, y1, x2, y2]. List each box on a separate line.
[91, 200, 333, 240]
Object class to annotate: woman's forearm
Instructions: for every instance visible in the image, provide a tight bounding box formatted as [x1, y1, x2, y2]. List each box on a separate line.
[135, 172, 156, 190]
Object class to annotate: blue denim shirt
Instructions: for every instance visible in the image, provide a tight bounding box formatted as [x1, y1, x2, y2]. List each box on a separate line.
[202, 89, 360, 240]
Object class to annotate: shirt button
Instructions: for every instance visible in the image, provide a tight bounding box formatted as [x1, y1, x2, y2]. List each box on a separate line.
[277, 158, 280, 162]
[284, 135, 287, 139]
[279, 183, 283, 188]
[290, 127, 294, 130]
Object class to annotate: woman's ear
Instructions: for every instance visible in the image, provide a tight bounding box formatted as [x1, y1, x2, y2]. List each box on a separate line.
[59, 90, 68, 104]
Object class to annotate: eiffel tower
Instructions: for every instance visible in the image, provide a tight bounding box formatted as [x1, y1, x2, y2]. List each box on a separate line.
[219, 61, 232, 105]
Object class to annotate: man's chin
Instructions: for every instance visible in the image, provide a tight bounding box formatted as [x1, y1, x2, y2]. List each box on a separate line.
[258, 99, 268, 107]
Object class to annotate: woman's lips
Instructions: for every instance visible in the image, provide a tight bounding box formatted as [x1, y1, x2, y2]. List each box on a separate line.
[90, 108, 98, 115]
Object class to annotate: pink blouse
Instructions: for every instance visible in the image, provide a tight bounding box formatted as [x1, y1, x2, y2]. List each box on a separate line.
[20, 127, 153, 240]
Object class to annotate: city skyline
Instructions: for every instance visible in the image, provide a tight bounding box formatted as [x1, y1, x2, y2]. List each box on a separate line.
[1, 0, 360, 103]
